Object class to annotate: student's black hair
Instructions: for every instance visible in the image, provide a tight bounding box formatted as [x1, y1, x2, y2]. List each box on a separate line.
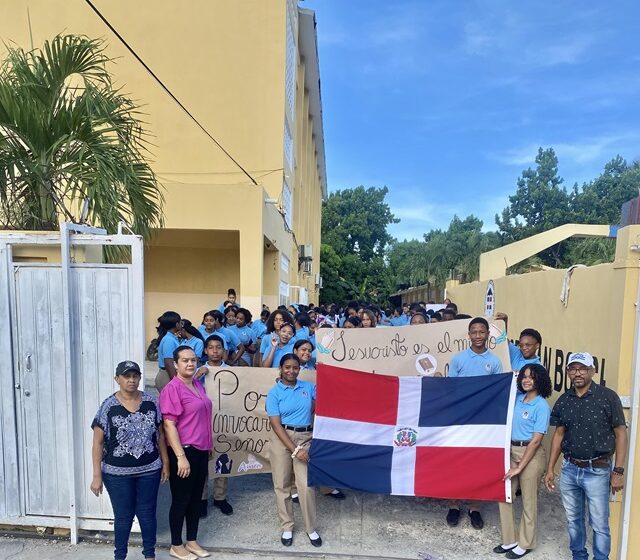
[236, 307, 253, 323]
[409, 302, 422, 312]
[346, 300, 359, 312]
[468, 317, 489, 331]
[418, 301, 426, 306]
[456, 313, 472, 320]
[432, 312, 443, 321]
[279, 321, 297, 335]
[428, 300, 435, 304]
[223, 306, 237, 325]
[279, 353, 301, 369]
[205, 334, 225, 347]
[410, 312, 429, 324]
[181, 319, 205, 341]
[442, 308, 456, 318]
[517, 363, 552, 398]
[345, 316, 361, 327]
[156, 311, 181, 344]
[173, 344, 195, 361]
[294, 338, 314, 352]
[394, 306, 403, 314]
[295, 312, 311, 328]
[227, 288, 236, 297]
[203, 309, 225, 325]
[266, 309, 295, 334]
[222, 300, 230, 308]
[519, 328, 542, 346]
[260, 309, 270, 320]
[277, 305, 288, 312]
[446, 302, 458, 313]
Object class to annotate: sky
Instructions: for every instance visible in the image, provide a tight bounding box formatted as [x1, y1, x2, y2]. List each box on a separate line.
[303, 0, 640, 241]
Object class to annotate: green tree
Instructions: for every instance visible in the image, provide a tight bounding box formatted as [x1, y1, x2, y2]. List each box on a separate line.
[496, 147, 570, 266]
[322, 186, 399, 262]
[386, 215, 499, 293]
[0, 34, 163, 236]
[562, 157, 640, 266]
[320, 186, 397, 304]
[571, 156, 640, 224]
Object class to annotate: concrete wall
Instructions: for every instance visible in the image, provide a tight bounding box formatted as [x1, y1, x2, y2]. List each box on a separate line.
[447, 224, 640, 559]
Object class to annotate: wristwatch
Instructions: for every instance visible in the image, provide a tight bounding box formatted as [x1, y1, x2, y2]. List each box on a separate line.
[612, 467, 625, 475]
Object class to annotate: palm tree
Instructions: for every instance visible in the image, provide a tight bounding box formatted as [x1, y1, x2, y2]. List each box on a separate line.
[0, 34, 163, 236]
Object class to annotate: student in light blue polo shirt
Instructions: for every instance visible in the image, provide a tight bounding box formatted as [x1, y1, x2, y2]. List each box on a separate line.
[251, 309, 270, 340]
[495, 312, 543, 372]
[389, 307, 407, 326]
[218, 288, 238, 312]
[179, 319, 205, 363]
[495, 363, 551, 559]
[259, 310, 295, 365]
[263, 323, 296, 368]
[293, 312, 311, 343]
[199, 311, 229, 351]
[154, 311, 181, 392]
[231, 308, 257, 366]
[447, 316, 503, 378]
[266, 353, 321, 548]
[447, 316, 504, 530]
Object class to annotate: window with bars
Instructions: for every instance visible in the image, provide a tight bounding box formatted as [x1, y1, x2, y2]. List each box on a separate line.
[284, 120, 294, 172]
[282, 179, 293, 228]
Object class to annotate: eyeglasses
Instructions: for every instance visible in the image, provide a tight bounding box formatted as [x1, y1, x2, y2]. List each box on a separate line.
[566, 366, 590, 375]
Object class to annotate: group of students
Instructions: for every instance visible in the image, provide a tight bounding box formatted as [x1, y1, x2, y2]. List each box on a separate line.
[91, 291, 627, 560]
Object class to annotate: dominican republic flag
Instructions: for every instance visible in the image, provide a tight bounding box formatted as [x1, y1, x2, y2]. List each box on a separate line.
[308, 364, 517, 502]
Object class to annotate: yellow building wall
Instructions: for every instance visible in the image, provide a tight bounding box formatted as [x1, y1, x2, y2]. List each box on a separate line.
[447, 225, 640, 559]
[1, 0, 325, 328]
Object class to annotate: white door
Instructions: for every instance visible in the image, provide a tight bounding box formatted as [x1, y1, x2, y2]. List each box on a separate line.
[14, 266, 70, 517]
[14, 264, 133, 520]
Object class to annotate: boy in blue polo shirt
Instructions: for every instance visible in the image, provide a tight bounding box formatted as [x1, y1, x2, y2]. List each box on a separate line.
[494, 311, 542, 372]
[447, 316, 504, 531]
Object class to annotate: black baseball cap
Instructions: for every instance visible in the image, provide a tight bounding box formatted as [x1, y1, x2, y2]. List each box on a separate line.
[115, 360, 142, 376]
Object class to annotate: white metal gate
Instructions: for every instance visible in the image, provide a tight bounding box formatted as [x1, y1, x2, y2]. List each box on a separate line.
[0, 225, 144, 542]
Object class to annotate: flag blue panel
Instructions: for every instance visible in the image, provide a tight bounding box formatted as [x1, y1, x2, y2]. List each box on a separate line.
[419, 373, 513, 427]
[308, 439, 393, 494]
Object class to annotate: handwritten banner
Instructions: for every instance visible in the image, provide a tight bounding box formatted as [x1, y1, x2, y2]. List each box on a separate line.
[315, 319, 510, 376]
[203, 320, 509, 477]
[204, 367, 315, 477]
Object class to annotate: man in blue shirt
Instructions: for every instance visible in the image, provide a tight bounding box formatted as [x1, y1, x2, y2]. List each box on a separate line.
[447, 317, 504, 530]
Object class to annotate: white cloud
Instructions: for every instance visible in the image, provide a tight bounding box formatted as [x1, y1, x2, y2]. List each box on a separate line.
[489, 133, 640, 167]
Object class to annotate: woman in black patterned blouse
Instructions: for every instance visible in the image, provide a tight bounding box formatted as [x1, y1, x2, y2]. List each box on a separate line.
[91, 361, 169, 560]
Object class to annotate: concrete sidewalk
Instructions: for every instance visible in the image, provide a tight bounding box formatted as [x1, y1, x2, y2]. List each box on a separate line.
[2, 475, 573, 560]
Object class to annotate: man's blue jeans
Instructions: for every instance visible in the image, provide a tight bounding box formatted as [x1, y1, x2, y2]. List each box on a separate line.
[559, 459, 611, 560]
[103, 469, 161, 560]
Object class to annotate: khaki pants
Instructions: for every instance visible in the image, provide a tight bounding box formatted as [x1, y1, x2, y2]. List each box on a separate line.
[155, 368, 170, 392]
[499, 444, 547, 549]
[201, 476, 228, 501]
[270, 430, 316, 533]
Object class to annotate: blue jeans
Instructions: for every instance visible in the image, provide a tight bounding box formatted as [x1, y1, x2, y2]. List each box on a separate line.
[559, 459, 611, 560]
[103, 469, 161, 560]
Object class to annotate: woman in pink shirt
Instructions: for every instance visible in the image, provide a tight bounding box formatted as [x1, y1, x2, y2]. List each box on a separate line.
[160, 346, 213, 560]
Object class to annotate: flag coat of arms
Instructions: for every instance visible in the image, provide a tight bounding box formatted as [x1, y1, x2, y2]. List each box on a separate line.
[308, 364, 516, 502]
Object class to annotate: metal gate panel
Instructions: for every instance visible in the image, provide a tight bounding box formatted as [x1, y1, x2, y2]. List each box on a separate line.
[71, 266, 131, 519]
[0, 228, 144, 537]
[0, 248, 19, 518]
[14, 266, 70, 517]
